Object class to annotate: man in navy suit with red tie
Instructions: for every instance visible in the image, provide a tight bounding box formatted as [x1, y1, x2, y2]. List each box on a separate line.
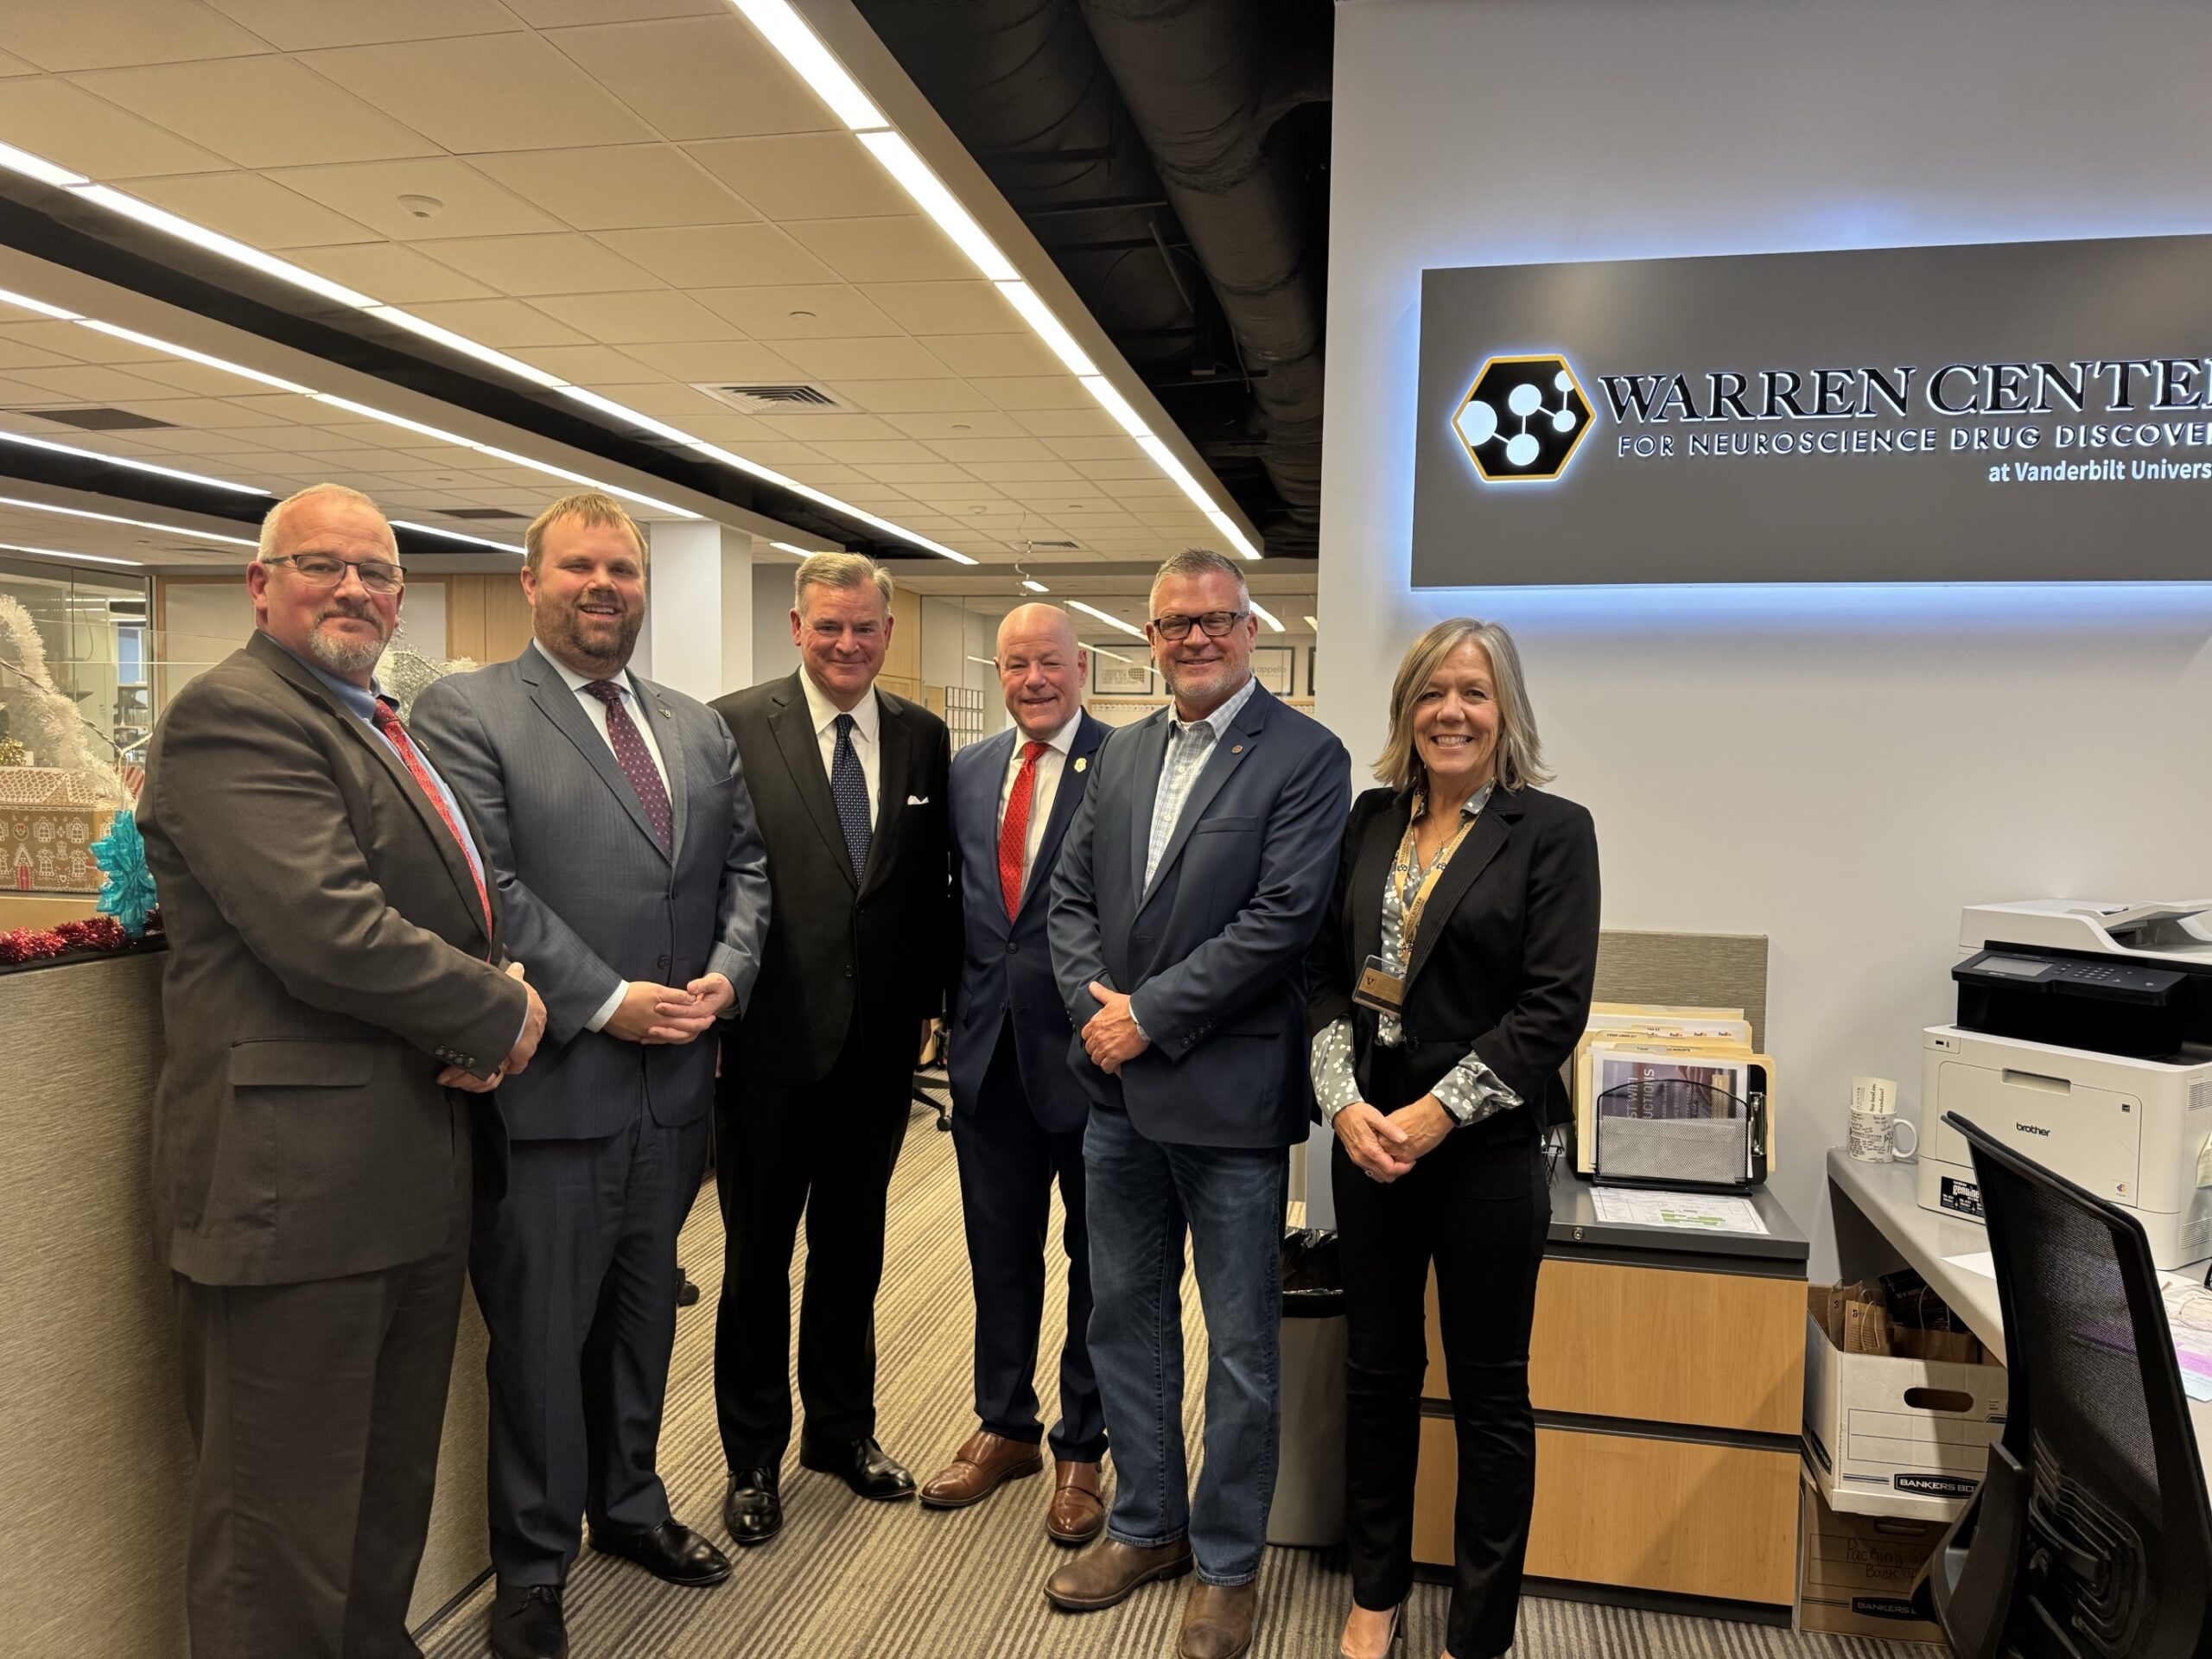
[918, 604, 1113, 1543]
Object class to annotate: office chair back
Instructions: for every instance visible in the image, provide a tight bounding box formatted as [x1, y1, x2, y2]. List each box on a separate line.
[1931, 1113, 2212, 1659]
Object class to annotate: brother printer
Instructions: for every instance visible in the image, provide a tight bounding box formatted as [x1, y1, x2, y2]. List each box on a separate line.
[1918, 899, 2212, 1269]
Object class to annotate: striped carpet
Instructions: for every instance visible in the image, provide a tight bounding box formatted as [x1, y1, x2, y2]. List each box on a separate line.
[420, 1093, 1936, 1658]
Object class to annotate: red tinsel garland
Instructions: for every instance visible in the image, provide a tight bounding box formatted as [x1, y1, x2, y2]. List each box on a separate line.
[0, 912, 140, 965]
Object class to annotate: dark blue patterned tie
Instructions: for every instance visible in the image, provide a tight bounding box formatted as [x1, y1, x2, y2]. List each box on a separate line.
[830, 711, 870, 879]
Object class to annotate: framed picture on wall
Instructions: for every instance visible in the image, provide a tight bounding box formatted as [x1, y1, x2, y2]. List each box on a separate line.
[1251, 645, 1294, 696]
[1306, 645, 1318, 698]
[1091, 652, 1156, 695]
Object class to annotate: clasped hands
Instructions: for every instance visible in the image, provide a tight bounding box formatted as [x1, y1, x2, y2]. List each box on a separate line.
[441, 966, 734, 1092]
[440, 961, 549, 1092]
[1081, 981, 1149, 1075]
[1334, 1095, 1455, 1183]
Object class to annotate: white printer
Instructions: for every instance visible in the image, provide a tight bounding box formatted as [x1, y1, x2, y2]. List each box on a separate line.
[1918, 899, 2212, 1269]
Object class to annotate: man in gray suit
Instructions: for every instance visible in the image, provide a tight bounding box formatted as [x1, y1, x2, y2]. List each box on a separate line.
[142, 482, 544, 1658]
[410, 493, 769, 1659]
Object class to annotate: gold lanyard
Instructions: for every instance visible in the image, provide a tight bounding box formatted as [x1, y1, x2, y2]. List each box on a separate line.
[1389, 793, 1481, 953]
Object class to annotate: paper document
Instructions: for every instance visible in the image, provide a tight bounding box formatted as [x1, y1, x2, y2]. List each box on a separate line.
[2160, 1276, 2212, 1403]
[1589, 1187, 1768, 1235]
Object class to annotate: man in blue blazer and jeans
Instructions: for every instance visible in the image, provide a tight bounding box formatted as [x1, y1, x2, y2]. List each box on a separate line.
[1046, 549, 1351, 1659]
[919, 603, 1113, 1542]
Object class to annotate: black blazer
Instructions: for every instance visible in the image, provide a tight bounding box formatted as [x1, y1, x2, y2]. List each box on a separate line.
[712, 671, 952, 1086]
[1306, 783, 1600, 1132]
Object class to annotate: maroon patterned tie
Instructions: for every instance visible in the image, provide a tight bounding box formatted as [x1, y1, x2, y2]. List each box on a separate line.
[583, 680, 673, 852]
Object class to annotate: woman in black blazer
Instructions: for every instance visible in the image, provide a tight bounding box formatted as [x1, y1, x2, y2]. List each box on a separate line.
[1308, 618, 1599, 1659]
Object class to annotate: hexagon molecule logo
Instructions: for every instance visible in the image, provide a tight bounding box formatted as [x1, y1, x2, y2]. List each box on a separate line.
[1452, 354, 1595, 483]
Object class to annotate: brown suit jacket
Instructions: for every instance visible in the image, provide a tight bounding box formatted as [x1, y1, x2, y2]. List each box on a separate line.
[140, 632, 529, 1286]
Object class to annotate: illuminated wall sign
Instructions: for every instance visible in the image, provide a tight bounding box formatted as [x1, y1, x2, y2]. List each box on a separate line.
[1410, 235, 2212, 584]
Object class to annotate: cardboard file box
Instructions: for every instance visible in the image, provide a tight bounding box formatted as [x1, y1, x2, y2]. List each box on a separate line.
[1802, 1311, 2005, 1521]
[1795, 1473, 1950, 1644]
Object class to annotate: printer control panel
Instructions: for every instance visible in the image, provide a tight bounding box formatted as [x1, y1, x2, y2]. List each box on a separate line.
[1957, 949, 2188, 1003]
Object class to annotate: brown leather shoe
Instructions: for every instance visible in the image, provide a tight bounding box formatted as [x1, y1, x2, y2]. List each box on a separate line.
[1041, 1537, 1193, 1611]
[1045, 1459, 1106, 1545]
[918, 1431, 1044, 1510]
[1177, 1581, 1257, 1659]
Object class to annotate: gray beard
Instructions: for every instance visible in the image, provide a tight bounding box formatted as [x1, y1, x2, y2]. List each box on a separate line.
[308, 626, 385, 677]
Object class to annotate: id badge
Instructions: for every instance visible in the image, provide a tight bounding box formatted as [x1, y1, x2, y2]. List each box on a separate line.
[1351, 955, 1404, 1015]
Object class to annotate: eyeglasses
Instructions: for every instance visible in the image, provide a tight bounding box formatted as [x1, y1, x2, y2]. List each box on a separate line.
[1149, 609, 1247, 641]
[264, 553, 406, 594]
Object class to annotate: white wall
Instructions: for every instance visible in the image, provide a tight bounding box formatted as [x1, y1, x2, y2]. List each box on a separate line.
[751, 562, 796, 690]
[1317, 0, 2212, 1266]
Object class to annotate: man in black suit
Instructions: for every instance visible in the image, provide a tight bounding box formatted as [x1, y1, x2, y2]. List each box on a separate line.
[918, 604, 1111, 1542]
[709, 553, 953, 1547]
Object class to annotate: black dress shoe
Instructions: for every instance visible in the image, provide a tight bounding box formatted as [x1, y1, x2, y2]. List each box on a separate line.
[676, 1268, 701, 1307]
[590, 1518, 733, 1586]
[490, 1582, 567, 1659]
[800, 1435, 917, 1501]
[724, 1466, 783, 1546]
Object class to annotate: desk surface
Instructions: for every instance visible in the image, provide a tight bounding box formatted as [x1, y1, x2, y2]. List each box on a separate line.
[1549, 1157, 1808, 1270]
[1826, 1147, 2212, 1466]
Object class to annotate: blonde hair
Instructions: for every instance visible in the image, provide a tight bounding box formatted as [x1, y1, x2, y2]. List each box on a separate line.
[524, 492, 645, 572]
[1373, 618, 1552, 793]
[257, 483, 392, 563]
[794, 551, 893, 613]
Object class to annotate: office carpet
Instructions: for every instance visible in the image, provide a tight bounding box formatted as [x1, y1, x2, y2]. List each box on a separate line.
[419, 1090, 1936, 1659]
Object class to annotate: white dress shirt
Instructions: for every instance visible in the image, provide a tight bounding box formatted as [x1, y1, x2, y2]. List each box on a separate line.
[996, 712, 1080, 900]
[798, 669, 882, 827]
[536, 644, 674, 1032]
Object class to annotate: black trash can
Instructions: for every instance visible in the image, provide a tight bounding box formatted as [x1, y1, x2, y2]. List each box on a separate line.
[1268, 1228, 1346, 1547]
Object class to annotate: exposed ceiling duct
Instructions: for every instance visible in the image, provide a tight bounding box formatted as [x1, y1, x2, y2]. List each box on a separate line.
[854, 0, 1332, 556]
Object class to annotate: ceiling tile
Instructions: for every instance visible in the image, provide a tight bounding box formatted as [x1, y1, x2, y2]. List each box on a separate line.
[115, 359, 283, 397]
[3, 2, 269, 71]
[683, 133, 910, 221]
[597, 224, 834, 289]
[885, 410, 1028, 441]
[569, 380, 729, 417]
[269, 157, 563, 241]
[857, 462, 976, 485]
[0, 48, 40, 76]
[471, 145, 755, 232]
[548, 16, 830, 142]
[692, 283, 898, 340]
[70, 58, 440, 168]
[901, 480, 1008, 508]
[779, 464, 866, 488]
[620, 340, 806, 383]
[1043, 433, 1144, 459]
[1014, 408, 1127, 438]
[979, 378, 1101, 412]
[0, 337, 79, 373]
[527, 289, 732, 345]
[284, 241, 500, 302]
[702, 440, 823, 468]
[819, 378, 1000, 415]
[416, 234, 664, 296]
[1071, 457, 1165, 481]
[301, 34, 657, 153]
[772, 337, 950, 383]
[860, 281, 1016, 336]
[973, 461, 1083, 484]
[9, 365, 194, 403]
[506, 344, 658, 383]
[678, 414, 779, 444]
[124, 169, 378, 249]
[503, 0, 722, 22]
[787, 217, 973, 285]
[921, 334, 1067, 379]
[205, 0, 521, 50]
[391, 299, 591, 348]
[810, 440, 939, 466]
[752, 414, 904, 443]
[0, 77, 230, 178]
[927, 437, 1057, 465]
[0, 321, 161, 363]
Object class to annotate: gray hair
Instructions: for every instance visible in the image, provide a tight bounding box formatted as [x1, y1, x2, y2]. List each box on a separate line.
[793, 550, 893, 613]
[257, 482, 392, 563]
[1147, 546, 1248, 609]
[1374, 617, 1554, 793]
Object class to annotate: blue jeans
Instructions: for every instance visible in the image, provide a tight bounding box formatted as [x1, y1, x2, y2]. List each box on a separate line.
[1083, 1103, 1288, 1586]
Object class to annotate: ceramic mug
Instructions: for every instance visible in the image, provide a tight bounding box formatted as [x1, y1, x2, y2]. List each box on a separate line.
[1848, 1107, 1918, 1162]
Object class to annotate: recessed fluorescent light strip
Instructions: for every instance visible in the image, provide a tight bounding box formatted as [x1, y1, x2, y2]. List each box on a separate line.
[0, 139, 978, 562]
[0, 493, 256, 548]
[0, 426, 266, 496]
[720, 0, 1260, 561]
[1066, 599, 1145, 639]
[0, 289, 692, 518]
[1303, 614, 1319, 630]
[1247, 600, 1285, 633]
[390, 520, 525, 556]
[0, 539, 142, 567]
[1020, 578, 1050, 594]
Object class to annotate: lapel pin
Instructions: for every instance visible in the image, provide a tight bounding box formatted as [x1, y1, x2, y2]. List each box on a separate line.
[1231, 744, 1244, 754]
[1074, 755, 1088, 772]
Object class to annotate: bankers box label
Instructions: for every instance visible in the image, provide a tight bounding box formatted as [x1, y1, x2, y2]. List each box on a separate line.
[1411, 235, 2212, 584]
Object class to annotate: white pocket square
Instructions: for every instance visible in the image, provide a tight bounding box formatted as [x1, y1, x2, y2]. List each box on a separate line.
[906, 793, 930, 805]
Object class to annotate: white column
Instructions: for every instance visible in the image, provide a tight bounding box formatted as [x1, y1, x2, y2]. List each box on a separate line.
[643, 520, 753, 702]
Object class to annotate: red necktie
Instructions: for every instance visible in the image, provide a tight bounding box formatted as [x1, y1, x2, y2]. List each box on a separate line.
[998, 740, 1048, 920]
[370, 702, 493, 939]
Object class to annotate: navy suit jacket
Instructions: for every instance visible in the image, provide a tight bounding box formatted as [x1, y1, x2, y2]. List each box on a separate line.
[1047, 683, 1351, 1148]
[948, 711, 1110, 1135]
[410, 642, 771, 1141]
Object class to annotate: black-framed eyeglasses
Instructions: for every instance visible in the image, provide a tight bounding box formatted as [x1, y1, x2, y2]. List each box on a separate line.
[264, 553, 406, 594]
[1149, 609, 1247, 641]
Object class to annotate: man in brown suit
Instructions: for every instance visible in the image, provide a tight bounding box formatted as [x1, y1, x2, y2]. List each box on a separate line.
[140, 482, 546, 1658]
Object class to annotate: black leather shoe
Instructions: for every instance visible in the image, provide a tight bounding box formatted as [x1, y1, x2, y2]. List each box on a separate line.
[490, 1582, 567, 1659]
[800, 1435, 917, 1501]
[724, 1467, 783, 1546]
[590, 1518, 732, 1586]
[676, 1268, 701, 1307]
